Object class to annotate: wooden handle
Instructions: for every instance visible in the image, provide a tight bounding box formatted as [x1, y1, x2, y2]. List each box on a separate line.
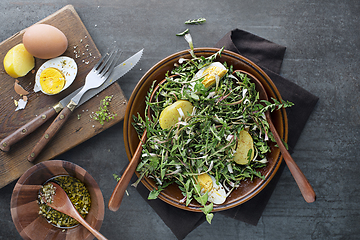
[70, 207, 108, 240]
[78, 218, 108, 240]
[266, 112, 316, 203]
[0, 108, 57, 152]
[28, 107, 73, 162]
[108, 130, 147, 212]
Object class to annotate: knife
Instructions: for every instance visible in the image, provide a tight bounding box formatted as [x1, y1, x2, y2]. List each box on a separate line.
[0, 49, 143, 152]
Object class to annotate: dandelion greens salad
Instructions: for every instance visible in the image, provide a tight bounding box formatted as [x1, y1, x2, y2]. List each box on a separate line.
[131, 46, 293, 224]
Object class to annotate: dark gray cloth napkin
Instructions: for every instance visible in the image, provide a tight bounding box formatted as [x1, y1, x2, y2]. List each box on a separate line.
[127, 29, 319, 240]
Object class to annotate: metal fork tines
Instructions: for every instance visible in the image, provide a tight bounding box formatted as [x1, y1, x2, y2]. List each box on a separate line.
[93, 49, 122, 80]
[71, 49, 122, 105]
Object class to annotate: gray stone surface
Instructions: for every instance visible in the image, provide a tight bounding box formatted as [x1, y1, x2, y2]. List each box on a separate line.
[0, 0, 359, 239]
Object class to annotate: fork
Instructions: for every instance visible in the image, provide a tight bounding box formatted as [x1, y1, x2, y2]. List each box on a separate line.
[28, 49, 122, 162]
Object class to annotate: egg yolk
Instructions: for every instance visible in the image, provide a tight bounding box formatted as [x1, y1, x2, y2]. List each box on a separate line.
[197, 173, 213, 192]
[201, 66, 227, 88]
[39, 67, 65, 94]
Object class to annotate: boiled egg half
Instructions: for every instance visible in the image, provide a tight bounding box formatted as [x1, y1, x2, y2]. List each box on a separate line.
[197, 173, 227, 205]
[194, 62, 228, 88]
[34, 56, 77, 95]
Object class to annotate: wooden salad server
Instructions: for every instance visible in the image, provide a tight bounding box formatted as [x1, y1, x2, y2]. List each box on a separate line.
[108, 78, 168, 212]
[41, 182, 107, 240]
[108, 130, 147, 211]
[236, 70, 316, 203]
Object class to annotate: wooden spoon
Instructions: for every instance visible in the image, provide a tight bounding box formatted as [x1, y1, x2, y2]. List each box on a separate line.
[235, 70, 316, 203]
[41, 182, 107, 240]
[108, 78, 168, 212]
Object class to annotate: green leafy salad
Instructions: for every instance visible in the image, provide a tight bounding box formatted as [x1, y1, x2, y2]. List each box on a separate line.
[132, 47, 293, 223]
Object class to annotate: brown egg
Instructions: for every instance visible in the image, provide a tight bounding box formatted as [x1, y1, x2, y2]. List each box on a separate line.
[23, 24, 68, 59]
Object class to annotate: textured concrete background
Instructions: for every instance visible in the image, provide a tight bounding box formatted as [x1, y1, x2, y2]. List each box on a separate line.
[0, 0, 359, 239]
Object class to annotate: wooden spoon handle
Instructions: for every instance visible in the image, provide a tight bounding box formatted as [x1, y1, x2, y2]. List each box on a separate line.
[267, 112, 316, 203]
[108, 130, 147, 212]
[28, 106, 72, 162]
[71, 209, 107, 240]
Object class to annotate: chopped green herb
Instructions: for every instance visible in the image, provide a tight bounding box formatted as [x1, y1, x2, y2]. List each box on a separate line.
[113, 173, 121, 182]
[185, 18, 206, 25]
[176, 28, 189, 36]
[92, 95, 117, 125]
[113, 173, 130, 196]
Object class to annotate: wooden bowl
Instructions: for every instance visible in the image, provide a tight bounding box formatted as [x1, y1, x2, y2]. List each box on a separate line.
[11, 160, 104, 240]
[124, 48, 288, 212]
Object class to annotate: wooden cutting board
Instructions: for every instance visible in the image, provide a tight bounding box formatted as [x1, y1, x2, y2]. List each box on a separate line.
[0, 5, 128, 189]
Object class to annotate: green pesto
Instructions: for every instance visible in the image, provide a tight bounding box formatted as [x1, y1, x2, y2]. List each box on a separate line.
[38, 175, 91, 228]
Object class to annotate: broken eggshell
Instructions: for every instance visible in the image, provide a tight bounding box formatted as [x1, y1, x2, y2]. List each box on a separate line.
[34, 56, 78, 95]
[13, 80, 29, 111]
[15, 98, 28, 111]
[14, 80, 30, 96]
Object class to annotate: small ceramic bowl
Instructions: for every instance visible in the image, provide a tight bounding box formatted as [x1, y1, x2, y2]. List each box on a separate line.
[11, 160, 104, 240]
[124, 48, 288, 212]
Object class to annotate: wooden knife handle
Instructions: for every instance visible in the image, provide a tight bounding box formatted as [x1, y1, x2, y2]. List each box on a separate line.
[28, 107, 73, 162]
[0, 108, 57, 152]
